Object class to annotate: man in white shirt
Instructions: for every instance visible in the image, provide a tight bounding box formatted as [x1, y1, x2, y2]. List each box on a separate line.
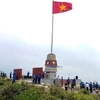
[86, 82, 89, 91]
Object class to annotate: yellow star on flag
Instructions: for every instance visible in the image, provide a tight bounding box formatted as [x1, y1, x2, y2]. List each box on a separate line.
[59, 4, 66, 11]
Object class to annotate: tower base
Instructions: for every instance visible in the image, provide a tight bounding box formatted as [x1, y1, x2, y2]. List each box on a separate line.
[45, 72, 56, 79]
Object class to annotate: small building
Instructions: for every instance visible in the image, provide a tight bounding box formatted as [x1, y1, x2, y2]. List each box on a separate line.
[13, 68, 22, 80]
[32, 67, 43, 77]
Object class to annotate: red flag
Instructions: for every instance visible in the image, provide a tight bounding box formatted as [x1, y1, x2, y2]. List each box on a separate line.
[53, 1, 72, 14]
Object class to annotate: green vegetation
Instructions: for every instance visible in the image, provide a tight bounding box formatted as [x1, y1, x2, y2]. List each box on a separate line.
[0, 77, 100, 100]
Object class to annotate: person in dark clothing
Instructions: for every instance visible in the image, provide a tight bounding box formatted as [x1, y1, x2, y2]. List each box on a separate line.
[38, 74, 41, 84]
[67, 77, 70, 87]
[10, 72, 12, 78]
[65, 83, 68, 91]
[89, 82, 93, 93]
[13, 72, 16, 77]
[2, 72, 5, 77]
[95, 82, 99, 89]
[80, 82, 83, 89]
[32, 75, 36, 83]
[72, 78, 76, 86]
[27, 71, 30, 78]
[61, 76, 63, 87]
[35, 74, 38, 84]
[81, 82, 85, 89]
[12, 74, 16, 85]
[71, 82, 74, 91]
[53, 75, 56, 85]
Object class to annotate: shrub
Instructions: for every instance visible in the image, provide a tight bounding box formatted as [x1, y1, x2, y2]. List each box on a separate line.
[49, 85, 66, 99]
[79, 89, 90, 95]
[65, 92, 96, 100]
[14, 86, 45, 100]
[0, 81, 4, 85]
[40, 95, 59, 100]
[0, 82, 28, 100]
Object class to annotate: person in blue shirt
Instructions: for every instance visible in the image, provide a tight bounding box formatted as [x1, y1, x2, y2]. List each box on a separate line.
[12, 73, 16, 85]
[10, 72, 12, 78]
[35, 74, 38, 84]
[81, 82, 85, 88]
[89, 82, 93, 93]
[13, 72, 16, 77]
[33, 75, 36, 84]
[95, 82, 99, 89]
[67, 77, 70, 86]
[72, 78, 76, 86]
[27, 71, 30, 78]
[37, 74, 41, 84]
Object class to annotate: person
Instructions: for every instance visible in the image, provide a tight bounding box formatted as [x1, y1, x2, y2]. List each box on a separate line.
[67, 77, 70, 87]
[86, 82, 89, 91]
[35, 74, 38, 84]
[61, 76, 63, 87]
[93, 82, 96, 90]
[80, 82, 82, 89]
[72, 78, 76, 86]
[27, 71, 30, 78]
[56, 75, 60, 86]
[10, 72, 12, 78]
[2, 71, 5, 77]
[53, 75, 56, 85]
[65, 82, 68, 91]
[32, 75, 36, 84]
[71, 82, 74, 91]
[12, 73, 16, 85]
[95, 82, 99, 90]
[89, 82, 93, 93]
[37, 74, 41, 84]
[81, 82, 85, 89]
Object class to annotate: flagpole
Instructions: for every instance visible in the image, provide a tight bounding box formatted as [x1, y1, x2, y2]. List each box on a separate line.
[51, 0, 54, 54]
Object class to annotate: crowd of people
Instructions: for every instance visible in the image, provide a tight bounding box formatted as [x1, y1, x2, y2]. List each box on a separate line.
[0, 71, 6, 77]
[53, 76, 77, 91]
[80, 81, 99, 94]
[9, 72, 16, 84]
[9, 71, 42, 84]
[1, 71, 100, 94]
[64, 77, 76, 91]
[32, 74, 41, 84]
[63, 77, 100, 95]
[53, 76, 100, 95]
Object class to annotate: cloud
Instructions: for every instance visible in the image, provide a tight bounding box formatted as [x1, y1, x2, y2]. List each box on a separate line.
[54, 45, 99, 82]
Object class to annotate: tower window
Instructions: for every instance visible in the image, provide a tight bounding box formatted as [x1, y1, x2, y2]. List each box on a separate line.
[53, 61, 55, 64]
[47, 62, 49, 64]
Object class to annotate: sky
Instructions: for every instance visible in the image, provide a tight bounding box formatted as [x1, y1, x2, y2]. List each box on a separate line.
[0, 0, 100, 83]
